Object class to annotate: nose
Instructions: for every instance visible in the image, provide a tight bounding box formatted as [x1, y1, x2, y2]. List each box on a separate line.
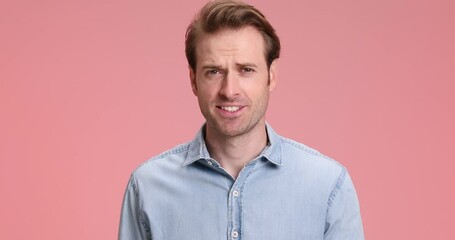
[219, 72, 240, 100]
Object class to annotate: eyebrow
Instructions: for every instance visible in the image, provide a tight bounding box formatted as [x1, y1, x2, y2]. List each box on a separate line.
[236, 63, 258, 68]
[201, 64, 222, 70]
[200, 63, 258, 69]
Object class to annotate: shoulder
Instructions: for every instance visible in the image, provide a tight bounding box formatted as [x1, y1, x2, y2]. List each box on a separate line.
[279, 136, 344, 167]
[131, 142, 191, 181]
[278, 136, 346, 180]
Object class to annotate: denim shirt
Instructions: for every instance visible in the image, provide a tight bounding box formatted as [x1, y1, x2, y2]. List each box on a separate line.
[119, 124, 364, 240]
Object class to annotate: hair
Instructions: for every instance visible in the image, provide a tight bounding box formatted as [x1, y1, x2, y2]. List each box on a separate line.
[185, 0, 280, 71]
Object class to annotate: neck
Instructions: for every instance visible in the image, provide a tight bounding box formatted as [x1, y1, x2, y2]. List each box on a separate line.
[204, 122, 268, 179]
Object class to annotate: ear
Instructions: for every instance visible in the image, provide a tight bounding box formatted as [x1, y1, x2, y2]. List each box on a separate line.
[189, 66, 198, 96]
[268, 59, 278, 92]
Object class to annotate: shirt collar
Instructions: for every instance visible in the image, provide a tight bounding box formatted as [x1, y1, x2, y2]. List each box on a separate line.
[183, 125, 211, 166]
[183, 123, 283, 166]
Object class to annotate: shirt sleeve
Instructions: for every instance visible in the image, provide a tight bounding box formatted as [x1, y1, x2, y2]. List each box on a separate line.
[118, 175, 151, 240]
[324, 169, 364, 240]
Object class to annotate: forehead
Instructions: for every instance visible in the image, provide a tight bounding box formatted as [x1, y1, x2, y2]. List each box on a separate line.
[195, 26, 267, 66]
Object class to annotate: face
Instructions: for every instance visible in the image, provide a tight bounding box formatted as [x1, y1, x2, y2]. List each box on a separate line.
[190, 26, 277, 138]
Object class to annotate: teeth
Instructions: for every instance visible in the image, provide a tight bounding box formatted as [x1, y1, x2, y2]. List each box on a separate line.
[221, 106, 240, 112]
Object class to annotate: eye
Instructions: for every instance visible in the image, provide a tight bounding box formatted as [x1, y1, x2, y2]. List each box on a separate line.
[242, 67, 255, 73]
[206, 69, 220, 76]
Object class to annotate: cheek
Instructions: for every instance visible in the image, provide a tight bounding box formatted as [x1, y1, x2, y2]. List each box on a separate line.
[197, 82, 218, 97]
[244, 80, 269, 96]
[196, 88, 215, 104]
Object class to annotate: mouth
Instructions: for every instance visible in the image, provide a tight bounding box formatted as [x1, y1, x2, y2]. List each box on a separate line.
[217, 105, 245, 113]
[220, 106, 241, 112]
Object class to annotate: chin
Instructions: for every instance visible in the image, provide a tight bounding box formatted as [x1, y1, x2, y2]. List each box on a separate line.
[216, 123, 252, 138]
[220, 129, 244, 137]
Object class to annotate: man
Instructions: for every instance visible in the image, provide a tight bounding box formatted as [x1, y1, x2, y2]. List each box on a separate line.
[119, 0, 364, 239]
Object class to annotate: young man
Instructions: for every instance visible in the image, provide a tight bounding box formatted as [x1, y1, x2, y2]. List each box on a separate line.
[119, 1, 364, 239]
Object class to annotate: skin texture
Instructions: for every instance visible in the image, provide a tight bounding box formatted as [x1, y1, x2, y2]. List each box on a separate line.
[189, 26, 278, 178]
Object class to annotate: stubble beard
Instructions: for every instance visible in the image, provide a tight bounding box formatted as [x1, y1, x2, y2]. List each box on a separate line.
[201, 88, 270, 140]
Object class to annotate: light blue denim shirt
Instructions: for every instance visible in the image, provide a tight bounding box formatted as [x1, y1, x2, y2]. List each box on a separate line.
[119, 124, 364, 240]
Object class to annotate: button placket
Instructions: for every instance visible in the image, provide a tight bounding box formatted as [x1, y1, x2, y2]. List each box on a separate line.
[227, 161, 257, 240]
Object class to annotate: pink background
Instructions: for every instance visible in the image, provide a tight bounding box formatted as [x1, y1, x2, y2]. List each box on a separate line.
[1, 0, 454, 239]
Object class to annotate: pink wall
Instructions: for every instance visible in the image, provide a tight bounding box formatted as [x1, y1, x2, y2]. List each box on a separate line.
[1, 0, 453, 239]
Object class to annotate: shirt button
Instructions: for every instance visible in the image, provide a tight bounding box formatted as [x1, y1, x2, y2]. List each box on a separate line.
[231, 230, 239, 238]
[207, 161, 213, 166]
[232, 190, 239, 197]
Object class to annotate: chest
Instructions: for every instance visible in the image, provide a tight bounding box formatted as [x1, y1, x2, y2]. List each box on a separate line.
[140, 162, 330, 240]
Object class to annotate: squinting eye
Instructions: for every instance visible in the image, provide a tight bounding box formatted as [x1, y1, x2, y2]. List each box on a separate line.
[243, 68, 254, 72]
[207, 70, 219, 75]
